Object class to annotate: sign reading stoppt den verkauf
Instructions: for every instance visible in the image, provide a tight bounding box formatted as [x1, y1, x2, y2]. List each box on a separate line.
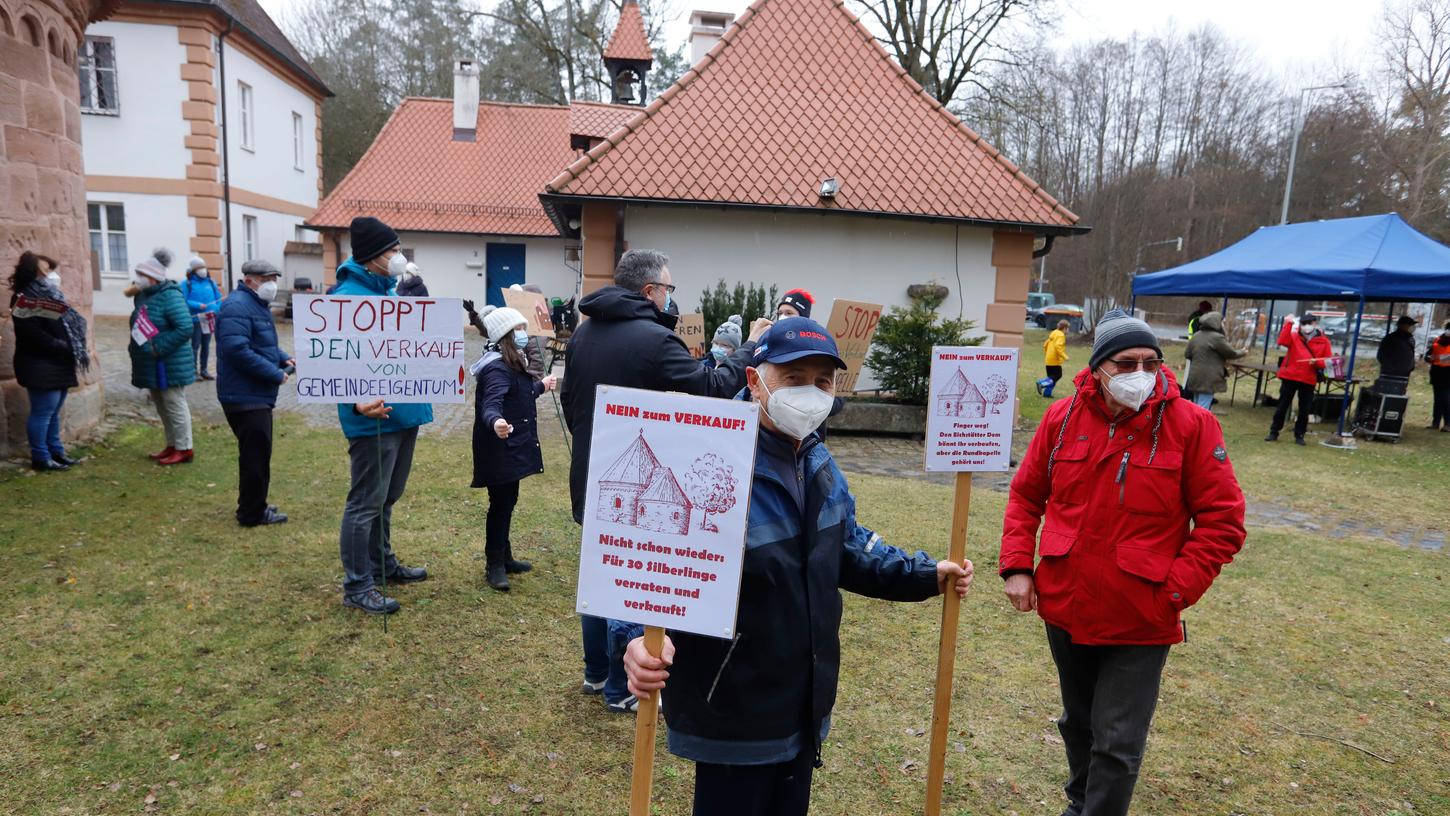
[293, 294, 467, 404]
[924, 346, 1020, 472]
[576, 385, 759, 639]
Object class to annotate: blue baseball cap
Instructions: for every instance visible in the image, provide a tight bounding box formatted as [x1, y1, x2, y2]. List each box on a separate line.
[751, 317, 847, 369]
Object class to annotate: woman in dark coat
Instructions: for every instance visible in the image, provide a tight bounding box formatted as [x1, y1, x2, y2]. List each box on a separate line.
[471, 306, 556, 591]
[8, 251, 89, 471]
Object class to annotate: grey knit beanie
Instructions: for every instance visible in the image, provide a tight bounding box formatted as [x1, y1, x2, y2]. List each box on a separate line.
[713, 315, 743, 350]
[1089, 309, 1161, 370]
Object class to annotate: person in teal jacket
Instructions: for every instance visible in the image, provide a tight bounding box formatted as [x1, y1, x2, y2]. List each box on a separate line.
[183, 256, 223, 380]
[333, 216, 433, 615]
[126, 256, 197, 465]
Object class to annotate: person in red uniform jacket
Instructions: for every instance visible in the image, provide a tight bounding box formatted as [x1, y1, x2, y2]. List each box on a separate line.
[1266, 313, 1334, 445]
[999, 309, 1246, 816]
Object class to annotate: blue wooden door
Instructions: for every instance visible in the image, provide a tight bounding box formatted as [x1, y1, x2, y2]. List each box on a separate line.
[485, 243, 526, 307]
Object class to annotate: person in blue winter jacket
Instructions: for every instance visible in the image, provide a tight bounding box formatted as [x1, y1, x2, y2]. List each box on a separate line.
[332, 216, 433, 615]
[215, 259, 292, 527]
[625, 318, 974, 816]
[182, 256, 223, 380]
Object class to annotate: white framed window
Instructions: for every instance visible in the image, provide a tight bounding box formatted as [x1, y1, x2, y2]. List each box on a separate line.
[88, 203, 128, 275]
[78, 37, 119, 115]
[242, 215, 258, 261]
[292, 111, 304, 170]
[238, 81, 254, 151]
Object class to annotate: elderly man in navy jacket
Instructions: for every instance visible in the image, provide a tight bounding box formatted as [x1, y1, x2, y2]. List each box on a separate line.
[216, 259, 293, 527]
[624, 318, 975, 816]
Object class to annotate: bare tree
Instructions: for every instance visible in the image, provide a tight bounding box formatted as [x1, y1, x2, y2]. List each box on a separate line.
[1377, 0, 1450, 225]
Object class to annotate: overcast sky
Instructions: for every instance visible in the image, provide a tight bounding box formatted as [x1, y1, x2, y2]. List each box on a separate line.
[258, 0, 1385, 81]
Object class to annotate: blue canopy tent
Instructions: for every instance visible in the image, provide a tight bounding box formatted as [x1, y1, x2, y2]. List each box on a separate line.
[1130, 213, 1450, 442]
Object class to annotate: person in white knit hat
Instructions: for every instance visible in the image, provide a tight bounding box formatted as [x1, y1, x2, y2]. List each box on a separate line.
[469, 306, 556, 590]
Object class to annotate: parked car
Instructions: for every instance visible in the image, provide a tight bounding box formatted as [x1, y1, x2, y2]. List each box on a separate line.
[278, 276, 315, 320]
[1026, 291, 1057, 324]
[1037, 303, 1084, 331]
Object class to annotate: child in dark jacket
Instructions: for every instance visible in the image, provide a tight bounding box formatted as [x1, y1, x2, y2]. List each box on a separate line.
[471, 307, 557, 591]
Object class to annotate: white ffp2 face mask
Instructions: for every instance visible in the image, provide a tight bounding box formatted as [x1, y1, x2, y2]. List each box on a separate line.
[760, 377, 834, 440]
[387, 253, 409, 278]
[256, 281, 279, 302]
[45, 271, 61, 284]
[1105, 370, 1157, 412]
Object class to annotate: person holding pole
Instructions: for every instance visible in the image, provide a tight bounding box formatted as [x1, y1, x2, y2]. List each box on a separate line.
[624, 317, 974, 816]
[999, 309, 1246, 816]
[562, 249, 770, 711]
[332, 216, 432, 615]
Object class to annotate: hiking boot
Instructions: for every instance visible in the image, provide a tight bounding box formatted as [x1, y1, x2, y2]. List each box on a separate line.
[505, 544, 532, 573]
[343, 589, 400, 615]
[605, 696, 639, 714]
[240, 508, 288, 527]
[377, 564, 428, 584]
[486, 563, 510, 592]
[148, 446, 176, 461]
[1264, 432, 1279, 442]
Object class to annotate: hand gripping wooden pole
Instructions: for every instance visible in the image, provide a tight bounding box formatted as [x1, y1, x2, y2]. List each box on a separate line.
[629, 625, 665, 816]
[925, 472, 973, 815]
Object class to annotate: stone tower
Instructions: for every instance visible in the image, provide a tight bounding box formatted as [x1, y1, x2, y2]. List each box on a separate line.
[0, 0, 118, 456]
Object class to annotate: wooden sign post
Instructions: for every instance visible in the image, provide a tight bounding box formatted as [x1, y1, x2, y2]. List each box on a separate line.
[575, 385, 759, 815]
[921, 346, 1020, 815]
[629, 626, 666, 816]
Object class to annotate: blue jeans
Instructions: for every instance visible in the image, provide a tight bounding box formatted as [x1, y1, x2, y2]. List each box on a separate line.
[25, 388, 67, 463]
[192, 319, 212, 375]
[1192, 392, 1214, 409]
[581, 615, 632, 703]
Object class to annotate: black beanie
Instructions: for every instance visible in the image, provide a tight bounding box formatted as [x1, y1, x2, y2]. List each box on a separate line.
[350, 216, 399, 263]
[778, 288, 814, 319]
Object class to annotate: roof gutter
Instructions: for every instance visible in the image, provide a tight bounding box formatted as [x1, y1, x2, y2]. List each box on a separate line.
[149, 0, 333, 97]
[1032, 234, 1055, 259]
[538, 192, 1092, 239]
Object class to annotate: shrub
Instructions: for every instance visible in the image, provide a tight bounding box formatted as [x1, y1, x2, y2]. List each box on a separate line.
[864, 289, 980, 405]
[700, 279, 779, 335]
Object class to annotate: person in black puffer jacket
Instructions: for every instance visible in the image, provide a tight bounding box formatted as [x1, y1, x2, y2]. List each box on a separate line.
[471, 307, 556, 591]
[8, 251, 89, 471]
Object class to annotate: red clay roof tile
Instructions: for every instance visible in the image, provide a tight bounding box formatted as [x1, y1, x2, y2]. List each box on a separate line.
[603, 0, 654, 63]
[546, 0, 1078, 227]
[309, 99, 632, 236]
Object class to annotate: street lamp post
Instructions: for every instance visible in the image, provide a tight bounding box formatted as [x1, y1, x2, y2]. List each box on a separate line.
[1280, 81, 1349, 225]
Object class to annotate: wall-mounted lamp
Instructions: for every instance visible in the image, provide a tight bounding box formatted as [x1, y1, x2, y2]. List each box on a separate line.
[818, 177, 840, 199]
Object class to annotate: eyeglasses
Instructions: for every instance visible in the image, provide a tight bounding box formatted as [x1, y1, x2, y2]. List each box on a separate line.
[1105, 357, 1163, 373]
[650, 282, 676, 294]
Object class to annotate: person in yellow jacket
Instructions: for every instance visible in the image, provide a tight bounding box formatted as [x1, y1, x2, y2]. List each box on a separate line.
[1039, 319, 1070, 397]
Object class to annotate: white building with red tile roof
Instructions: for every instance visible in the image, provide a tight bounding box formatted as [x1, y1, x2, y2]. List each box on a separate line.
[309, 0, 1086, 359]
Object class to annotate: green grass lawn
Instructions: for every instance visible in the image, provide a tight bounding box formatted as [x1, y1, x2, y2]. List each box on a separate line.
[1, 336, 1447, 814]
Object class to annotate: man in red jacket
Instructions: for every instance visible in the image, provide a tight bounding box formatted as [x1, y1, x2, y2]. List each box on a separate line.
[1266, 313, 1334, 445]
[1000, 309, 1246, 816]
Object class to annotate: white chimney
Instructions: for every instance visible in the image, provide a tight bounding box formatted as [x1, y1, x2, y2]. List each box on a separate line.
[688, 11, 734, 65]
[453, 58, 479, 142]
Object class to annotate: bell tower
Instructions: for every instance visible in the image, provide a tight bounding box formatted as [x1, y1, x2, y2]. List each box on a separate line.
[602, 0, 653, 105]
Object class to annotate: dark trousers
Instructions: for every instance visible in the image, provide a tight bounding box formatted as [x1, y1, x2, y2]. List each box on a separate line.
[224, 407, 273, 523]
[1045, 624, 1169, 816]
[192, 320, 212, 375]
[692, 748, 815, 816]
[339, 427, 417, 596]
[1269, 379, 1315, 439]
[485, 480, 519, 566]
[1431, 373, 1450, 428]
[1046, 365, 1064, 384]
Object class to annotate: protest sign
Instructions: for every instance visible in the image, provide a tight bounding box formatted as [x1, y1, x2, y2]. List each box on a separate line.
[924, 346, 1019, 472]
[501, 287, 554, 337]
[12, 293, 68, 321]
[130, 305, 158, 347]
[673, 312, 707, 359]
[576, 385, 758, 637]
[292, 294, 467, 404]
[825, 299, 882, 392]
[921, 344, 1019, 816]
